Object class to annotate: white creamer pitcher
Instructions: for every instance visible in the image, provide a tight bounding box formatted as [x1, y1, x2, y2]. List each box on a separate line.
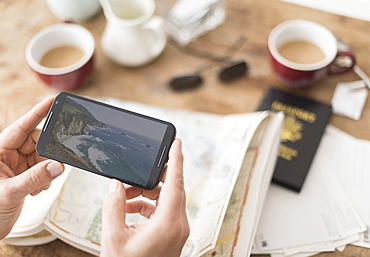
[100, 0, 167, 67]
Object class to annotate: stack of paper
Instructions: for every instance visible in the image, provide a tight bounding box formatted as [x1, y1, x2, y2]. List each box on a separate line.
[324, 126, 370, 249]
[252, 125, 368, 257]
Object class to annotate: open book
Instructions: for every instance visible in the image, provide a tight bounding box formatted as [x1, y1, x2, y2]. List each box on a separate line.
[3, 98, 284, 257]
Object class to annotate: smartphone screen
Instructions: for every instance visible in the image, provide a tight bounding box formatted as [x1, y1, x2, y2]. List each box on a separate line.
[36, 92, 176, 190]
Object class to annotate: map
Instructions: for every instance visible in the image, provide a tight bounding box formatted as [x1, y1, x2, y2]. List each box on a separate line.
[40, 99, 271, 256]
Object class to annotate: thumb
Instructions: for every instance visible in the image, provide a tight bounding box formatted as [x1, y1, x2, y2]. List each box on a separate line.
[9, 160, 64, 201]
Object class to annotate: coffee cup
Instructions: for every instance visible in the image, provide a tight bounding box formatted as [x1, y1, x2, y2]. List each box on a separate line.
[268, 19, 355, 89]
[25, 23, 95, 91]
[45, 0, 101, 23]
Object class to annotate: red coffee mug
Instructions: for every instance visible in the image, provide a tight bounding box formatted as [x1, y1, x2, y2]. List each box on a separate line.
[268, 20, 355, 89]
[25, 23, 95, 91]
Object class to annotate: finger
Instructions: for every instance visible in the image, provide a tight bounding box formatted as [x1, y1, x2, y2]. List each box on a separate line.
[160, 167, 167, 183]
[0, 97, 54, 150]
[126, 200, 156, 219]
[125, 185, 162, 201]
[30, 188, 42, 196]
[124, 186, 143, 199]
[101, 180, 128, 254]
[157, 139, 186, 217]
[13, 150, 49, 177]
[102, 180, 127, 234]
[17, 129, 40, 156]
[7, 160, 64, 201]
[26, 151, 49, 172]
[30, 182, 51, 196]
[141, 186, 162, 201]
[13, 130, 46, 175]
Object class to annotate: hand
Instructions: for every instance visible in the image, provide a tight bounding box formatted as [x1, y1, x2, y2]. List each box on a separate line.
[0, 97, 64, 239]
[101, 138, 189, 257]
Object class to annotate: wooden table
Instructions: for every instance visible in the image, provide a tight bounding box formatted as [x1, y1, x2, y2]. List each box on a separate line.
[0, 0, 369, 256]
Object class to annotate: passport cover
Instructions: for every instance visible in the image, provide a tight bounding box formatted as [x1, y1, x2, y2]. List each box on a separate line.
[257, 87, 332, 192]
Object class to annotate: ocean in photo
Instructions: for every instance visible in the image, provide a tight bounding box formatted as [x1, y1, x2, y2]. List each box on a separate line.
[62, 124, 161, 186]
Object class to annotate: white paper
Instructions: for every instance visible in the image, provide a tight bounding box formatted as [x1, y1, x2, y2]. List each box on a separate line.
[267, 233, 360, 257]
[254, 125, 366, 252]
[283, 242, 334, 256]
[271, 252, 319, 257]
[233, 112, 284, 257]
[4, 230, 56, 246]
[323, 126, 370, 248]
[331, 80, 368, 120]
[282, 233, 359, 256]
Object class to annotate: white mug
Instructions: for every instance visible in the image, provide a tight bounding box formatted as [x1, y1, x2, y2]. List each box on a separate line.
[268, 20, 355, 88]
[25, 23, 95, 91]
[100, 0, 167, 67]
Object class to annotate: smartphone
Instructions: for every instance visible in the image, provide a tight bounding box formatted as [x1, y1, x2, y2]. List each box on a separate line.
[36, 92, 176, 190]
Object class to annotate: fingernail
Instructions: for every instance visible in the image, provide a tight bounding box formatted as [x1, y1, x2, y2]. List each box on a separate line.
[46, 162, 63, 178]
[109, 180, 120, 193]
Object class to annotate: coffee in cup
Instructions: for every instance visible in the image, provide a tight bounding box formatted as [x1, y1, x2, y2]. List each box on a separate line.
[40, 46, 84, 69]
[268, 20, 355, 89]
[278, 41, 325, 65]
[26, 23, 95, 91]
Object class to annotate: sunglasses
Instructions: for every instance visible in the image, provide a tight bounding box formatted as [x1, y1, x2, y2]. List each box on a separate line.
[167, 35, 249, 91]
[169, 61, 248, 91]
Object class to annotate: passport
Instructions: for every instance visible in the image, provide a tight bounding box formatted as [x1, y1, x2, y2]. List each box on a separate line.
[257, 87, 332, 192]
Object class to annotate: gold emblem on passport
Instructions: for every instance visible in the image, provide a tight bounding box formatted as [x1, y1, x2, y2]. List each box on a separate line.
[281, 116, 303, 142]
[270, 100, 318, 162]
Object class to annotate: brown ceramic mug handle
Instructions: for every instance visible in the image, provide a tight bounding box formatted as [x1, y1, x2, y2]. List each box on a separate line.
[329, 50, 356, 75]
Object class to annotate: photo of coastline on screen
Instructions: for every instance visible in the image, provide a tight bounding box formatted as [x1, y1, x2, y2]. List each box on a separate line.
[44, 96, 167, 186]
